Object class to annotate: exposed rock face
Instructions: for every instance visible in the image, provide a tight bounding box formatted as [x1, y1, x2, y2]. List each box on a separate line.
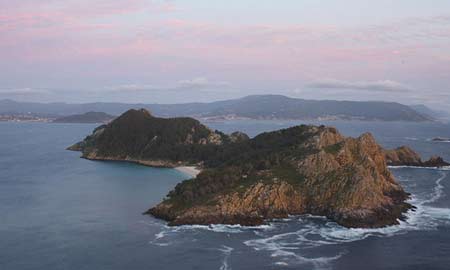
[229, 131, 250, 143]
[384, 146, 449, 167]
[148, 127, 412, 228]
[422, 156, 450, 167]
[384, 146, 422, 166]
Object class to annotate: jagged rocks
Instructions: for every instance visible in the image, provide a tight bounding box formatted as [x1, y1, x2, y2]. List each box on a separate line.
[147, 128, 413, 228]
[384, 146, 449, 167]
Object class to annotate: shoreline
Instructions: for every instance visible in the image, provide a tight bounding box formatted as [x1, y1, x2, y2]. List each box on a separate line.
[175, 166, 202, 178]
[389, 165, 450, 171]
[77, 155, 203, 177]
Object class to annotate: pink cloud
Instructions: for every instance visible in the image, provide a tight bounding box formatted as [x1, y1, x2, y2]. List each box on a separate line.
[0, 6, 449, 89]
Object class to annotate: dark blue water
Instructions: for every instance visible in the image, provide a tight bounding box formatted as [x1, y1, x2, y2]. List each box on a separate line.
[1, 121, 450, 270]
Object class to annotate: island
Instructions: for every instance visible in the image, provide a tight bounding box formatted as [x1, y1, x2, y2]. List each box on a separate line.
[385, 146, 450, 167]
[68, 109, 448, 228]
[53, 112, 115, 124]
[432, 137, 450, 142]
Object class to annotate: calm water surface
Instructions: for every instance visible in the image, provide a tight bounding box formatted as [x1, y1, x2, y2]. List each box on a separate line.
[1, 121, 450, 270]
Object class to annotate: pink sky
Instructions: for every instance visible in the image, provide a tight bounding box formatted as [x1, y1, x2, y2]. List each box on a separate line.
[0, 0, 449, 110]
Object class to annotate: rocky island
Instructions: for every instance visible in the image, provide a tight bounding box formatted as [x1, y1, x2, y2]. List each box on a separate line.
[432, 137, 450, 142]
[69, 109, 447, 228]
[384, 146, 450, 167]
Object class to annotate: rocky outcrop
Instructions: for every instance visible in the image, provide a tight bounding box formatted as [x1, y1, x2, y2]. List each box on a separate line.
[384, 146, 422, 166]
[422, 156, 450, 167]
[229, 131, 250, 143]
[432, 137, 450, 142]
[147, 127, 413, 228]
[384, 146, 449, 167]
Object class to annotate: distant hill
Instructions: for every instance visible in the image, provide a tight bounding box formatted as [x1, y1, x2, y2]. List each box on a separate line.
[53, 112, 115, 123]
[190, 95, 432, 121]
[409, 104, 450, 121]
[0, 95, 433, 122]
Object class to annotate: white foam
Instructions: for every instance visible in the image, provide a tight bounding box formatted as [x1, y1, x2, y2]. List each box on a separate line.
[154, 231, 165, 240]
[423, 171, 447, 204]
[147, 223, 276, 249]
[244, 224, 347, 269]
[149, 230, 173, 247]
[172, 223, 275, 234]
[153, 242, 171, 247]
[426, 138, 450, 143]
[218, 245, 233, 270]
[389, 165, 450, 171]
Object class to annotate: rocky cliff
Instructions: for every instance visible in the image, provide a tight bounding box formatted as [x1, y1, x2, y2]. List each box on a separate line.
[147, 126, 412, 228]
[384, 146, 449, 167]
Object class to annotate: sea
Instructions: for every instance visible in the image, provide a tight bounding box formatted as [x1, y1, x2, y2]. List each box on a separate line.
[1, 120, 450, 270]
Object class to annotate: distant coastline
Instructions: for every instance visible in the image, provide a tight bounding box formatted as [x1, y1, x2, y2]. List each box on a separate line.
[0, 95, 439, 122]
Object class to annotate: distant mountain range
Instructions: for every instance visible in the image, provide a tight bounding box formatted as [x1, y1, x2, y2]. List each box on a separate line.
[0, 95, 436, 122]
[53, 112, 115, 123]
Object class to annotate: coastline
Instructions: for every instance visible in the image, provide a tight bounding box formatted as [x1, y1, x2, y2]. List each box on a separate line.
[69, 149, 203, 177]
[175, 166, 202, 178]
[389, 165, 450, 171]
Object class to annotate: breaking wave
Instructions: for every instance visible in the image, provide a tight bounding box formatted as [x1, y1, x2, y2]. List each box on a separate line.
[174, 224, 275, 233]
[389, 165, 450, 171]
[218, 245, 233, 270]
[146, 222, 274, 247]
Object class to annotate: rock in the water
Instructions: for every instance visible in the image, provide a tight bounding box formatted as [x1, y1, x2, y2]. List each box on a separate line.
[422, 156, 450, 167]
[432, 137, 450, 142]
[384, 146, 449, 167]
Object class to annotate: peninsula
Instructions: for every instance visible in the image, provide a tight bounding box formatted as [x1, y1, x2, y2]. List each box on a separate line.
[53, 112, 115, 124]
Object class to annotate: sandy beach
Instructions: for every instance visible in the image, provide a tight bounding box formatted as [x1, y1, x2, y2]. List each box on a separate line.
[175, 166, 201, 178]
